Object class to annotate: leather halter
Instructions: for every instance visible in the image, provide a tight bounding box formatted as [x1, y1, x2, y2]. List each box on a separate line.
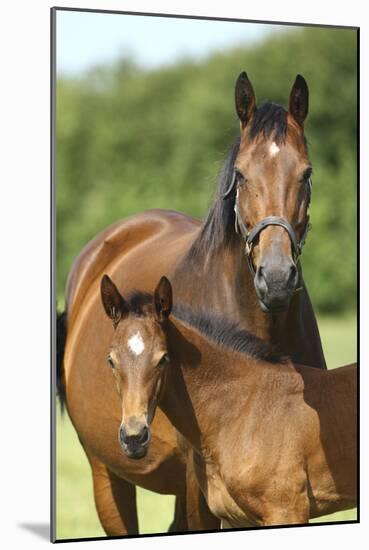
[222, 169, 312, 280]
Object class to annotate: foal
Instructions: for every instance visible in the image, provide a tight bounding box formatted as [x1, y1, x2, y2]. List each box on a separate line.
[101, 274, 357, 527]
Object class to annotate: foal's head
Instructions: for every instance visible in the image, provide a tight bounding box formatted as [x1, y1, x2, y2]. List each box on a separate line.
[232, 73, 312, 313]
[100, 275, 172, 459]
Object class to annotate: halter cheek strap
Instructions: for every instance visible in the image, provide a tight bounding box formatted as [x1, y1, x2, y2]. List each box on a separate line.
[221, 165, 312, 292]
[233, 186, 312, 283]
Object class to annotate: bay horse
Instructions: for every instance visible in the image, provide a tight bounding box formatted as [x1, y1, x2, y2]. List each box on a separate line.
[57, 72, 326, 535]
[100, 274, 357, 527]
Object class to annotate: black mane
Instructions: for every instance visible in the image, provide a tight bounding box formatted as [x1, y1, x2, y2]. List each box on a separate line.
[186, 136, 240, 259]
[172, 303, 287, 364]
[122, 289, 286, 364]
[124, 290, 154, 316]
[185, 102, 289, 260]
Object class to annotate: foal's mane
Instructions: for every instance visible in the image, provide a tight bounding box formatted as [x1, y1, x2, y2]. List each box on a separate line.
[172, 303, 287, 364]
[186, 102, 290, 260]
[123, 290, 287, 364]
[123, 291, 154, 316]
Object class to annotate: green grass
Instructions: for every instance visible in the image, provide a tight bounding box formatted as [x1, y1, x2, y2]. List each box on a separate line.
[56, 313, 357, 539]
[56, 413, 175, 539]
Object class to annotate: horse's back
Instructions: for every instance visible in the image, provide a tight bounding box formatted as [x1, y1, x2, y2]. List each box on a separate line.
[66, 209, 200, 324]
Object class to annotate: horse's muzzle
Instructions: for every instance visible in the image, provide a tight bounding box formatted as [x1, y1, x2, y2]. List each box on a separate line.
[254, 260, 298, 313]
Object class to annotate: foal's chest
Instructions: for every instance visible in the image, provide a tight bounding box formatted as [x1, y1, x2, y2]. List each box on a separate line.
[195, 457, 256, 528]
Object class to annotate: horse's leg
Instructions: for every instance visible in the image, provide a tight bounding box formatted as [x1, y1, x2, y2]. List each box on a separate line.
[185, 451, 221, 531]
[168, 496, 188, 533]
[86, 450, 139, 536]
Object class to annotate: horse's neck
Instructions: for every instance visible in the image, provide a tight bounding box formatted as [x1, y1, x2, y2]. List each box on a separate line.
[172, 223, 326, 368]
[173, 240, 286, 342]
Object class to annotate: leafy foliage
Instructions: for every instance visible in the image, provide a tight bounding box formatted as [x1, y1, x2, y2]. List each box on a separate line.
[56, 26, 357, 313]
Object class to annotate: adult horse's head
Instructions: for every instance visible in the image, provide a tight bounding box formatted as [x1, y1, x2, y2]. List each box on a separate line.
[227, 72, 312, 313]
[100, 274, 171, 459]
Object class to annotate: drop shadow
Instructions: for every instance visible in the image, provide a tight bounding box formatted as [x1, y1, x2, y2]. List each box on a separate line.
[18, 522, 50, 541]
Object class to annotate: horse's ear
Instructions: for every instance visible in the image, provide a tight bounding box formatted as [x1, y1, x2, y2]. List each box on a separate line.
[100, 275, 128, 327]
[154, 276, 173, 322]
[235, 72, 256, 128]
[289, 74, 309, 126]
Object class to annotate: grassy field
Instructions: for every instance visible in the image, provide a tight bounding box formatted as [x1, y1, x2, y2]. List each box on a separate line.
[56, 313, 357, 540]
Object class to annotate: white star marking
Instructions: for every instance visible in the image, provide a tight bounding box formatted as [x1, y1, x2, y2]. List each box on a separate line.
[128, 331, 145, 356]
[269, 141, 280, 157]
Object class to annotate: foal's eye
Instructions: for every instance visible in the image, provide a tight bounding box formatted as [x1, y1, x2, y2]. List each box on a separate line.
[107, 356, 115, 369]
[157, 353, 169, 368]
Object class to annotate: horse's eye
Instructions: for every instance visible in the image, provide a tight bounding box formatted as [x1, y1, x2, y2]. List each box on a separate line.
[235, 168, 247, 185]
[300, 167, 312, 183]
[107, 356, 115, 369]
[157, 353, 169, 367]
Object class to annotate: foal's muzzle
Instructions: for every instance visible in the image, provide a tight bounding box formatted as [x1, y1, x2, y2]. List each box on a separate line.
[119, 418, 151, 459]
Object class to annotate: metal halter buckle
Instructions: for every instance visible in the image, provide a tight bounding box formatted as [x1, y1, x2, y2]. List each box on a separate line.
[245, 240, 252, 256]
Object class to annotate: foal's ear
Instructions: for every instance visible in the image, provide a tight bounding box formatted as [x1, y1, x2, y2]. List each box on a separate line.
[100, 275, 128, 327]
[289, 74, 309, 126]
[235, 71, 256, 128]
[154, 276, 173, 322]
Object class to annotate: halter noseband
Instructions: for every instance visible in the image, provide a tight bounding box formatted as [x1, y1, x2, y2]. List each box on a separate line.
[222, 170, 312, 282]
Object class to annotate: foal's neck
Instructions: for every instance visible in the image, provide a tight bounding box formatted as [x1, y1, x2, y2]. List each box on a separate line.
[161, 317, 286, 451]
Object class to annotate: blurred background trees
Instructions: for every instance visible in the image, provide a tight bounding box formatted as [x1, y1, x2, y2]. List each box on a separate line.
[56, 26, 357, 314]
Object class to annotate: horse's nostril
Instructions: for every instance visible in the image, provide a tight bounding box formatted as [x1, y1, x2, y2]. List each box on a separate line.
[256, 265, 268, 294]
[288, 264, 298, 286]
[256, 265, 267, 284]
[139, 426, 150, 445]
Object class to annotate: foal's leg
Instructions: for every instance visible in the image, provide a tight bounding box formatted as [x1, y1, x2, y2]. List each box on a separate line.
[260, 469, 310, 527]
[186, 450, 221, 531]
[262, 509, 309, 526]
[262, 497, 309, 527]
[86, 450, 139, 535]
